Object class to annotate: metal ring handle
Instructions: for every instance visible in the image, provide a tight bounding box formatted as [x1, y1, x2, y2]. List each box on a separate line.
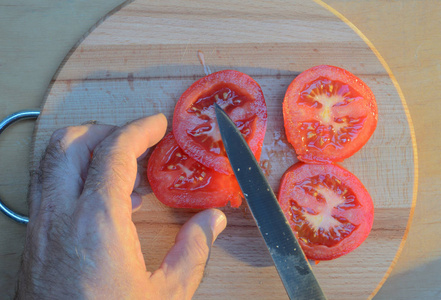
[0, 110, 40, 224]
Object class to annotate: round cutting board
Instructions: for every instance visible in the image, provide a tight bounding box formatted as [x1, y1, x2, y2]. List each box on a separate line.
[31, 0, 416, 299]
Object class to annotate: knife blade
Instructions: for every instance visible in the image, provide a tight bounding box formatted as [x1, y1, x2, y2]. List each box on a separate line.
[214, 103, 326, 300]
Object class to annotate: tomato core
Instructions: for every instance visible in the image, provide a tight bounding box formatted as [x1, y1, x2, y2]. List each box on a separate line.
[297, 77, 367, 151]
[162, 144, 211, 191]
[278, 162, 374, 260]
[186, 83, 256, 158]
[290, 174, 360, 247]
[283, 65, 378, 164]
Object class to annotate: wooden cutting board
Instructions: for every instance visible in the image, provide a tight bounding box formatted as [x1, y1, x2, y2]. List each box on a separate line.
[30, 0, 416, 299]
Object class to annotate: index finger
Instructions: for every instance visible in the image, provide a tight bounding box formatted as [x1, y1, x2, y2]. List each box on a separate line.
[80, 113, 167, 215]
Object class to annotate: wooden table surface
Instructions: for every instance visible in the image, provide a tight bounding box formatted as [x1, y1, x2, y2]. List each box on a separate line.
[0, 0, 439, 299]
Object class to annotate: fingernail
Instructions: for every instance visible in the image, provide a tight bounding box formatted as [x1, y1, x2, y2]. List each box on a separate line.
[211, 210, 227, 240]
[153, 112, 166, 120]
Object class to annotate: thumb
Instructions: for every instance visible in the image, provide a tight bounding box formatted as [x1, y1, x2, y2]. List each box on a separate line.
[158, 209, 227, 299]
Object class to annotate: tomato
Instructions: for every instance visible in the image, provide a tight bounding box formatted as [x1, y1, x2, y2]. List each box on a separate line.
[147, 133, 243, 208]
[173, 70, 267, 175]
[283, 65, 378, 163]
[278, 162, 374, 260]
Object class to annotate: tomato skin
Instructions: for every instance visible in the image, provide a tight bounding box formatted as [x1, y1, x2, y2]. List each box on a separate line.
[278, 162, 374, 260]
[147, 133, 242, 209]
[283, 65, 378, 163]
[173, 70, 267, 175]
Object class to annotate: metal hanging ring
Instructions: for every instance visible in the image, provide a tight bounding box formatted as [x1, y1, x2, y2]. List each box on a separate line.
[0, 110, 40, 224]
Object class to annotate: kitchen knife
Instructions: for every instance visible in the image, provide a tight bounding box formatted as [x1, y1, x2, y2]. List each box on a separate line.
[215, 103, 326, 300]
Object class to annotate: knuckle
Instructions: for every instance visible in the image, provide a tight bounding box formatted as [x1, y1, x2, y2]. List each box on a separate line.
[83, 152, 133, 195]
[90, 141, 108, 159]
[91, 138, 134, 173]
[46, 127, 73, 156]
[48, 125, 88, 150]
[90, 129, 121, 159]
[49, 127, 69, 143]
[40, 125, 89, 184]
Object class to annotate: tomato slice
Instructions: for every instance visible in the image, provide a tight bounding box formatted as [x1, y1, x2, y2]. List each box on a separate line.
[173, 70, 267, 175]
[147, 133, 243, 208]
[278, 163, 374, 260]
[283, 65, 378, 163]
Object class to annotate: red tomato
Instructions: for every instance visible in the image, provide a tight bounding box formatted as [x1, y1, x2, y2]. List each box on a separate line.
[173, 70, 267, 175]
[278, 163, 374, 260]
[283, 65, 378, 163]
[147, 133, 243, 208]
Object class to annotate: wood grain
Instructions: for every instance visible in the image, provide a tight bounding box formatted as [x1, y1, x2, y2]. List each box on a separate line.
[2, 0, 439, 299]
[23, 1, 415, 299]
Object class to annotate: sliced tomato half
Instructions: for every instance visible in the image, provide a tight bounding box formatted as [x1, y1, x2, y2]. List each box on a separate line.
[278, 163, 374, 260]
[147, 133, 242, 208]
[173, 70, 267, 175]
[283, 65, 378, 163]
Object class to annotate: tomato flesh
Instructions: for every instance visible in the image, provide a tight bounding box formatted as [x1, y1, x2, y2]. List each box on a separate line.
[147, 133, 242, 208]
[278, 163, 374, 260]
[283, 65, 378, 163]
[186, 84, 256, 158]
[290, 173, 360, 247]
[174, 70, 267, 175]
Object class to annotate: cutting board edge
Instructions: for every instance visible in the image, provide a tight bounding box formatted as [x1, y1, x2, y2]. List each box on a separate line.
[313, 1, 418, 298]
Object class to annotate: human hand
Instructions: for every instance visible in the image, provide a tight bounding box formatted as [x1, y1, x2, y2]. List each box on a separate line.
[16, 114, 227, 300]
